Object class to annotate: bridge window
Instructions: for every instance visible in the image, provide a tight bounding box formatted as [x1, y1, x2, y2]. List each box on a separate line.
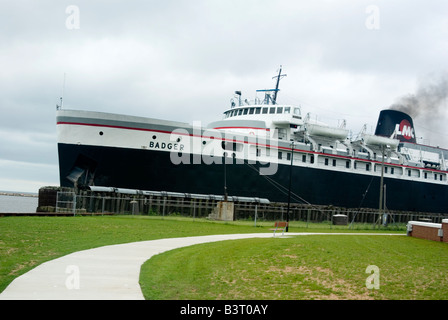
[285, 107, 291, 114]
[255, 107, 261, 114]
[277, 107, 283, 114]
[269, 107, 276, 114]
[249, 108, 255, 114]
[262, 107, 268, 114]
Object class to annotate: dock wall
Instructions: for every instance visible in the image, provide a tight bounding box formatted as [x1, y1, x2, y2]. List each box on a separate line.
[31, 186, 448, 226]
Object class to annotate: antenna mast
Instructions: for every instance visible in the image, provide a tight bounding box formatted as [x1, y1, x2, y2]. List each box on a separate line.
[272, 65, 287, 104]
[56, 73, 66, 110]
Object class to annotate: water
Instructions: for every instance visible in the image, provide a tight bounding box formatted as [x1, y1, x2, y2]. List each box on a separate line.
[0, 194, 38, 213]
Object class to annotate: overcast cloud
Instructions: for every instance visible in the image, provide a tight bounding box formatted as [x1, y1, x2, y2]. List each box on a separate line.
[1, 0, 447, 193]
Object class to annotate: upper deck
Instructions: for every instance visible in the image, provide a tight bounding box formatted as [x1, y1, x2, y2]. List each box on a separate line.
[223, 104, 302, 122]
[208, 103, 305, 140]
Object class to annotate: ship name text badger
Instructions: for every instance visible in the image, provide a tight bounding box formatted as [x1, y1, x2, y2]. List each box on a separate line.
[149, 141, 184, 151]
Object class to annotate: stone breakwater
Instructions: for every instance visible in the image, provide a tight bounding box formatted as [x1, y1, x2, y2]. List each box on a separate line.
[0, 191, 37, 197]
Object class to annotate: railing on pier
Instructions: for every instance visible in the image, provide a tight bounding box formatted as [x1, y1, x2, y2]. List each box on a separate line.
[40, 186, 448, 230]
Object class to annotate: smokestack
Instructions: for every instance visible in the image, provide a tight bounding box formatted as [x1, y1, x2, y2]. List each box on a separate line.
[374, 109, 416, 143]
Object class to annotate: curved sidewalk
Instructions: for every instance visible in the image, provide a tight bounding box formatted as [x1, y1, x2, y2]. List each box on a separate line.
[0, 232, 404, 300]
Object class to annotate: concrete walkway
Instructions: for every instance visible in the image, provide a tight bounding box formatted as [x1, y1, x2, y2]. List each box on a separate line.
[0, 233, 404, 300]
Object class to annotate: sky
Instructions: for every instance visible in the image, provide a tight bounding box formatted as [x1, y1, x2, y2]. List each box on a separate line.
[1, 0, 447, 193]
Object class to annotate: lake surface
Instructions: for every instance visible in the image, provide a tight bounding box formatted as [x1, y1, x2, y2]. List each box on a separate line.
[0, 194, 38, 213]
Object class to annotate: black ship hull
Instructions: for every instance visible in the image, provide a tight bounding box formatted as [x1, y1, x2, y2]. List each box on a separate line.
[58, 143, 448, 213]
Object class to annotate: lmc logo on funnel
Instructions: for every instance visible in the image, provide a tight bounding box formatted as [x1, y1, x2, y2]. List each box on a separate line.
[395, 119, 414, 140]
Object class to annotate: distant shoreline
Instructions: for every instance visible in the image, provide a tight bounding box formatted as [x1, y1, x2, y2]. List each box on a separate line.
[0, 191, 38, 198]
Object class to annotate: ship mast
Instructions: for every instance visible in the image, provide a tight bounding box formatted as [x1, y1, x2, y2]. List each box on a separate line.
[272, 65, 287, 105]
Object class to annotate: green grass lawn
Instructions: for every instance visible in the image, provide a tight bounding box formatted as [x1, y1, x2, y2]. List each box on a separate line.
[0, 215, 269, 293]
[2, 215, 445, 300]
[140, 234, 448, 300]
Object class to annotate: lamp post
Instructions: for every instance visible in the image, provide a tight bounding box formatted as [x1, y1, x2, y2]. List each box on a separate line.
[377, 145, 385, 228]
[224, 152, 228, 201]
[286, 141, 294, 232]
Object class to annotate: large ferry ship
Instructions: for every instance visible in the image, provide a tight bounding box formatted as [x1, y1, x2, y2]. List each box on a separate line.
[56, 68, 448, 213]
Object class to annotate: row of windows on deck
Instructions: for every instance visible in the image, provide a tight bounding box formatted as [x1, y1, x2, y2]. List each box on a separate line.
[225, 106, 300, 118]
[221, 142, 445, 182]
[272, 150, 446, 181]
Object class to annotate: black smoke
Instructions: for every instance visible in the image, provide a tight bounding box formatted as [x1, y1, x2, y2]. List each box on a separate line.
[390, 72, 448, 119]
[389, 72, 448, 146]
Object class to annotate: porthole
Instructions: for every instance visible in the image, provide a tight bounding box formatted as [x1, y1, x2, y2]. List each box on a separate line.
[152, 135, 157, 139]
[99, 131, 104, 136]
